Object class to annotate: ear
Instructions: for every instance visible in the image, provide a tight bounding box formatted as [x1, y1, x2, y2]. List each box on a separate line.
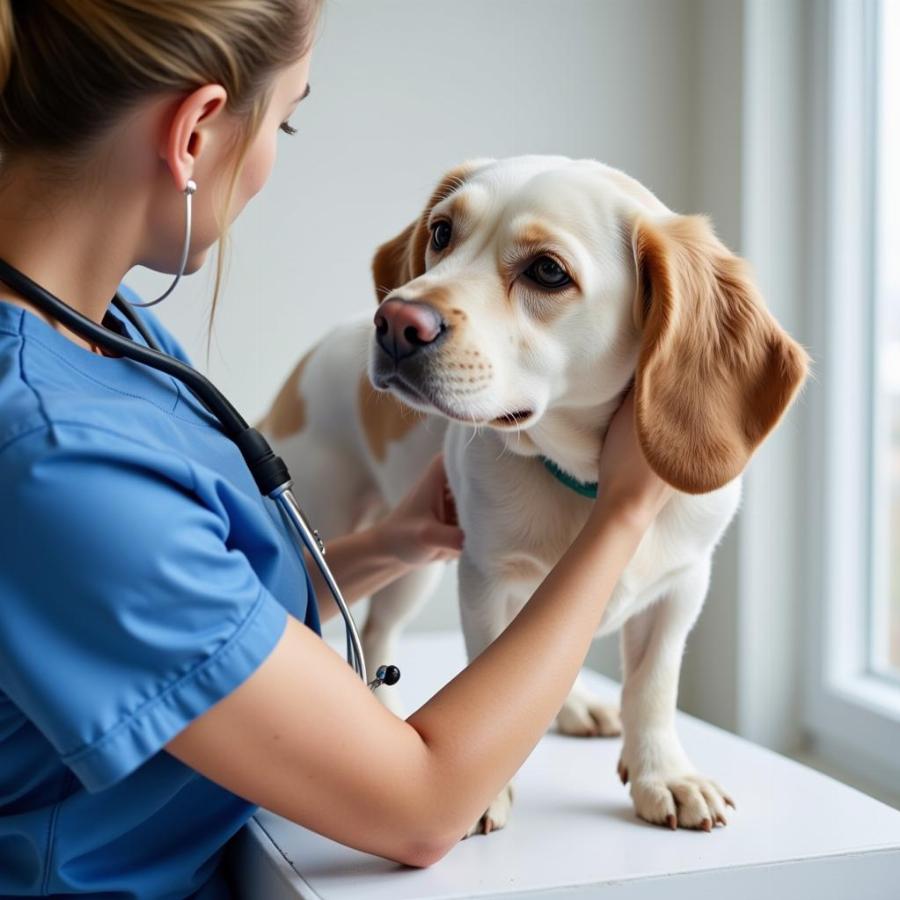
[371, 159, 494, 303]
[372, 221, 419, 304]
[631, 214, 810, 494]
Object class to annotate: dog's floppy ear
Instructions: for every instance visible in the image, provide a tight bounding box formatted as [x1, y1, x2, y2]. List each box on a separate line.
[631, 214, 809, 494]
[371, 159, 493, 303]
[372, 221, 419, 303]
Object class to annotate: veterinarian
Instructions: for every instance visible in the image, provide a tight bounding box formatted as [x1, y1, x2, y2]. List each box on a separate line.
[0, 2, 673, 897]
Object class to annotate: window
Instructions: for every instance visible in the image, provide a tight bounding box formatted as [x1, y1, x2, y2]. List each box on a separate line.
[873, 0, 900, 679]
[805, 0, 900, 796]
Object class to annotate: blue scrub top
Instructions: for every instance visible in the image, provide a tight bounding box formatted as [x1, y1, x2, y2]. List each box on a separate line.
[0, 283, 322, 898]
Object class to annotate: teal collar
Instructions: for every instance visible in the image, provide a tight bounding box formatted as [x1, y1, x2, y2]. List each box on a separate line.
[539, 455, 598, 499]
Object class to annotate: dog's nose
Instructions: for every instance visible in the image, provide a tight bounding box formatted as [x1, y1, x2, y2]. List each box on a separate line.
[374, 299, 445, 362]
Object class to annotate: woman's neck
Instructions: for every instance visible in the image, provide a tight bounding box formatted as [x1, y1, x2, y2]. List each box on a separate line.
[0, 162, 145, 352]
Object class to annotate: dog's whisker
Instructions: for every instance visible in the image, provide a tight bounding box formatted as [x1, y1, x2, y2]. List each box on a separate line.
[464, 411, 479, 450]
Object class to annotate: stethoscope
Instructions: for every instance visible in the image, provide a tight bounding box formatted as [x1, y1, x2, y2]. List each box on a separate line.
[0, 256, 400, 694]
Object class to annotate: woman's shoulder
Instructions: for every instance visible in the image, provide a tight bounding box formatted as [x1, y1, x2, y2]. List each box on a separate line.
[0, 283, 200, 455]
[0, 301, 53, 451]
[0, 415, 196, 507]
[0, 298, 195, 494]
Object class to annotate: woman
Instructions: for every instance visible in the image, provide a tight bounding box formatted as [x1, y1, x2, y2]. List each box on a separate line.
[0, 2, 672, 897]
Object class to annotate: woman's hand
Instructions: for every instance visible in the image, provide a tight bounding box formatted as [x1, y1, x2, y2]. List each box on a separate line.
[376, 452, 465, 567]
[593, 384, 674, 525]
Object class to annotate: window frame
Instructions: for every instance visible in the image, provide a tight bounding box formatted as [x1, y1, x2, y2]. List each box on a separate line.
[805, 0, 900, 792]
[869, 0, 900, 685]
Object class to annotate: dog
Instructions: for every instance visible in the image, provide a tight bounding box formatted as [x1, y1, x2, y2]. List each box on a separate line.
[256, 155, 808, 837]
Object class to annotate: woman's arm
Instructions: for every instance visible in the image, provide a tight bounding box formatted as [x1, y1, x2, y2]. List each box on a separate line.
[301, 528, 410, 621]
[304, 455, 465, 622]
[166, 389, 671, 867]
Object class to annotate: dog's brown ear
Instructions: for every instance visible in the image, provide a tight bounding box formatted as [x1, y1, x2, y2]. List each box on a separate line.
[371, 159, 493, 303]
[372, 222, 419, 303]
[631, 214, 809, 494]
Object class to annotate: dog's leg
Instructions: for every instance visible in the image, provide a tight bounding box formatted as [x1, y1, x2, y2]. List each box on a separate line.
[362, 561, 446, 717]
[617, 562, 735, 831]
[457, 553, 519, 838]
[555, 586, 623, 737]
[555, 673, 622, 738]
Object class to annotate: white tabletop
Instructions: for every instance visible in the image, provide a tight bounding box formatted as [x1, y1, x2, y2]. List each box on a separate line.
[231, 631, 900, 900]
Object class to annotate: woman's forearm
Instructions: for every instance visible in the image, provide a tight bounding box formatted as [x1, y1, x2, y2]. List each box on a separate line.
[163, 393, 669, 866]
[304, 527, 414, 622]
[162, 495, 657, 868]
[406, 496, 653, 845]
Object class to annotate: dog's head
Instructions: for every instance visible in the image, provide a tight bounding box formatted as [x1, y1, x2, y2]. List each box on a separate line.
[369, 156, 808, 493]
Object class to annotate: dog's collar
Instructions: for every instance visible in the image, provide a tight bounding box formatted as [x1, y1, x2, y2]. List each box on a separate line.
[539, 455, 599, 499]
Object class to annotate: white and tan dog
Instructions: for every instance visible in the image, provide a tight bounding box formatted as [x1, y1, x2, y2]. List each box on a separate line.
[256, 155, 808, 837]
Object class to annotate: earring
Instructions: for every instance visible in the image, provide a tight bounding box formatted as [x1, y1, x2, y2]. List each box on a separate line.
[127, 179, 197, 308]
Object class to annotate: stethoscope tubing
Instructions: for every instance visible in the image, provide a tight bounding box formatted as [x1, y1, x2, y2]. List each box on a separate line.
[0, 257, 368, 684]
[269, 484, 365, 676]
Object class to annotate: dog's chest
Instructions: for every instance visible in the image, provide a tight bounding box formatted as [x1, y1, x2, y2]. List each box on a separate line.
[446, 426, 740, 633]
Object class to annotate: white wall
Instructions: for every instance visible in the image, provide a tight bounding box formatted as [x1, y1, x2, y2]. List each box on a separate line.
[125, 0, 700, 642]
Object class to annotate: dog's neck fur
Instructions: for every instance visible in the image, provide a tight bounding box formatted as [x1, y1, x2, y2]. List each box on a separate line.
[495, 395, 624, 485]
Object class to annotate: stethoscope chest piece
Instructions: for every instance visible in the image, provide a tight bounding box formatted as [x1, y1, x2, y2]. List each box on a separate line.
[368, 664, 401, 692]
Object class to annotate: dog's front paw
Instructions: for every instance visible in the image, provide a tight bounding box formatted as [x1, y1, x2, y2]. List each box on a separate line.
[463, 783, 514, 838]
[619, 762, 735, 831]
[555, 694, 621, 737]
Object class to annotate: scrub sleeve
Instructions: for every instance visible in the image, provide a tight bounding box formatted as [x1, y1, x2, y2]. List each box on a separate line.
[0, 424, 289, 793]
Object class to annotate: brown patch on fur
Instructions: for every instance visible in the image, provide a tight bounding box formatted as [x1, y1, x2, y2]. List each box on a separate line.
[447, 192, 473, 222]
[517, 222, 560, 248]
[357, 372, 426, 461]
[631, 214, 810, 493]
[411, 283, 452, 310]
[401, 284, 468, 326]
[256, 348, 316, 439]
[371, 160, 491, 303]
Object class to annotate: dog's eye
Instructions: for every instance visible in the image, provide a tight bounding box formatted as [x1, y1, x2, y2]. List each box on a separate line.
[431, 221, 452, 252]
[524, 256, 571, 289]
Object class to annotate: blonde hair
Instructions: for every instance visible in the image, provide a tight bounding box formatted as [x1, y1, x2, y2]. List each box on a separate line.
[0, 0, 323, 362]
